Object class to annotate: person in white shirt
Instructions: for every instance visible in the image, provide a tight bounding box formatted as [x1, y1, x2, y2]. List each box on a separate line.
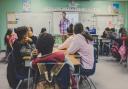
[58, 23, 74, 50]
[67, 23, 96, 76]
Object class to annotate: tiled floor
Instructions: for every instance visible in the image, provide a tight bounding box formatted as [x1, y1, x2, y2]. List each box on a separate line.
[1, 52, 128, 89]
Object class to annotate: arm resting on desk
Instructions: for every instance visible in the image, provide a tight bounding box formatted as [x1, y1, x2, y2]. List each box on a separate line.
[32, 52, 65, 66]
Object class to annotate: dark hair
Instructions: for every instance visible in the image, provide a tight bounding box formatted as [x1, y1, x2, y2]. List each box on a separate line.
[62, 11, 66, 15]
[67, 24, 73, 35]
[41, 28, 46, 33]
[36, 33, 55, 55]
[29, 27, 33, 32]
[105, 27, 110, 31]
[14, 26, 28, 41]
[74, 23, 84, 34]
[4, 29, 13, 45]
[74, 23, 93, 41]
[119, 27, 125, 33]
[86, 27, 89, 30]
[82, 31, 93, 41]
[111, 28, 115, 32]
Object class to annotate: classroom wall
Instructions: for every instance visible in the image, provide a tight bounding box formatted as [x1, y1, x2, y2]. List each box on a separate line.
[125, 1, 128, 29]
[0, 0, 127, 50]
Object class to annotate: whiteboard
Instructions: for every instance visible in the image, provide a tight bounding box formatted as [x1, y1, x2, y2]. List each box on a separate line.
[80, 12, 95, 28]
[15, 12, 53, 36]
[7, 12, 123, 36]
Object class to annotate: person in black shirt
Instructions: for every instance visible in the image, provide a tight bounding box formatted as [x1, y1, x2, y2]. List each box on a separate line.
[7, 26, 37, 89]
[36, 32, 70, 89]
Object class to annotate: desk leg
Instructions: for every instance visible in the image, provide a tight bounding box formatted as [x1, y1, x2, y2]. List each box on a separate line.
[73, 65, 80, 89]
[28, 68, 31, 89]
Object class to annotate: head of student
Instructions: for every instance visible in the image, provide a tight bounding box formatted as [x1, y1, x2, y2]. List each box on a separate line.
[27, 27, 33, 37]
[62, 11, 66, 19]
[4, 28, 13, 44]
[67, 23, 73, 35]
[36, 33, 55, 55]
[105, 27, 110, 31]
[74, 23, 84, 34]
[74, 23, 93, 41]
[14, 26, 28, 43]
[40, 28, 46, 34]
[111, 28, 115, 32]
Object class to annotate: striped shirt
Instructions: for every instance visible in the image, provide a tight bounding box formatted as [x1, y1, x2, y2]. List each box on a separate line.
[59, 18, 70, 35]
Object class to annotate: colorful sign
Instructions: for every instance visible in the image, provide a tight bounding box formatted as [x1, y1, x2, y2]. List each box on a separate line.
[112, 3, 119, 14]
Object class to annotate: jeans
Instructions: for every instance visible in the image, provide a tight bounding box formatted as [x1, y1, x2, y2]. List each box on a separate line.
[80, 61, 96, 77]
[65, 57, 75, 72]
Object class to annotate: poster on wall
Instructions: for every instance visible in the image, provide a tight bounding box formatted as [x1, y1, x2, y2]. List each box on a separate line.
[112, 3, 119, 14]
[22, 0, 31, 12]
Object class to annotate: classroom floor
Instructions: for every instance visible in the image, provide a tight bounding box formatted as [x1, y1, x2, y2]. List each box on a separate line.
[0, 52, 128, 89]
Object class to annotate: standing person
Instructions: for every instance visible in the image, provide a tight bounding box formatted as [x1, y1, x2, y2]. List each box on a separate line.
[3, 29, 17, 62]
[59, 11, 70, 42]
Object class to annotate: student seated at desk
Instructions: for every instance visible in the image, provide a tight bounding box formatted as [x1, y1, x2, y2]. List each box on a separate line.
[58, 23, 74, 50]
[27, 27, 37, 45]
[7, 26, 36, 89]
[33, 32, 72, 89]
[3, 28, 17, 62]
[67, 23, 95, 77]
[40, 27, 46, 34]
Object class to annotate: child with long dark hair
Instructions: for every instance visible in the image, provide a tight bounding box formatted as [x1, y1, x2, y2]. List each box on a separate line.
[4, 28, 17, 62]
[7, 26, 36, 89]
[67, 23, 95, 76]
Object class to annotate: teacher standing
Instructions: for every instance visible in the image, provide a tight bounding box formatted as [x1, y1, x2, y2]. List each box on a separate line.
[59, 11, 70, 42]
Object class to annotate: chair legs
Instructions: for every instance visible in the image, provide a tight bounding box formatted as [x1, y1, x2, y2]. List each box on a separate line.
[89, 78, 97, 89]
[81, 76, 97, 89]
[16, 80, 23, 89]
[82, 76, 91, 89]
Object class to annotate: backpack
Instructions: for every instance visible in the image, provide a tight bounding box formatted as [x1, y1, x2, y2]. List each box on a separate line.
[111, 41, 120, 58]
[118, 40, 127, 62]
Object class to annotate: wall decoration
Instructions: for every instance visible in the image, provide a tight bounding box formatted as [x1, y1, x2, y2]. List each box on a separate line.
[112, 3, 119, 14]
[22, 0, 31, 12]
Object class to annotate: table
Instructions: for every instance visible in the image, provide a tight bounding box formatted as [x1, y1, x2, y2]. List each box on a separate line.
[23, 57, 32, 89]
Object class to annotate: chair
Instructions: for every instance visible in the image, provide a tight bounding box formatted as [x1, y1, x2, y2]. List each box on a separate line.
[34, 62, 69, 89]
[15, 66, 33, 89]
[7, 52, 33, 89]
[79, 60, 97, 89]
